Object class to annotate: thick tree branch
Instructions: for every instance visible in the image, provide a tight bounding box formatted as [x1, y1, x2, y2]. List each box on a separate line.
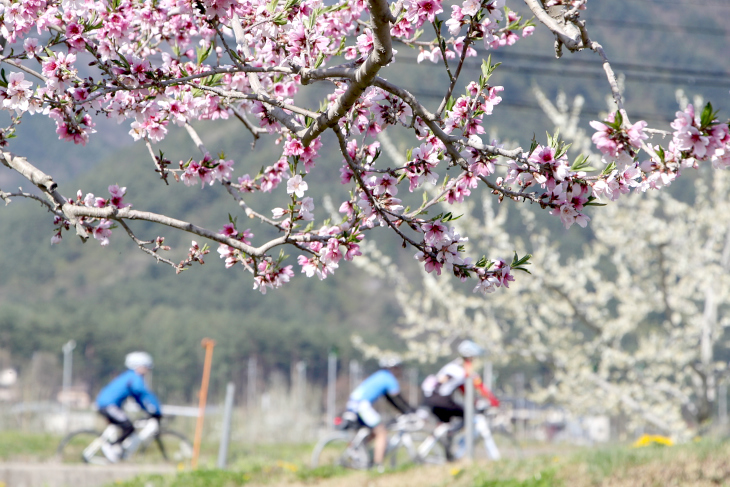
[302, 0, 393, 145]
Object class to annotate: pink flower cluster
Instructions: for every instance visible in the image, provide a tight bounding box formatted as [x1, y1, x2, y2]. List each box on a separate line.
[415, 222, 467, 275]
[297, 228, 363, 280]
[180, 154, 234, 188]
[216, 223, 254, 268]
[253, 259, 295, 294]
[589, 112, 647, 168]
[670, 104, 730, 169]
[505, 145, 591, 229]
[473, 260, 513, 295]
[51, 185, 131, 246]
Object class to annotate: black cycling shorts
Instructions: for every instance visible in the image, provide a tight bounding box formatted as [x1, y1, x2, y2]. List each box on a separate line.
[424, 394, 464, 423]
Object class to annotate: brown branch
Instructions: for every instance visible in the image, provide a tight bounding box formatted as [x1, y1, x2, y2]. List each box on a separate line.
[301, 0, 393, 145]
[117, 219, 180, 268]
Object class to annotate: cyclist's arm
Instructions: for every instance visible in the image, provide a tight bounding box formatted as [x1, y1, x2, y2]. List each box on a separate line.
[473, 376, 500, 407]
[384, 392, 415, 414]
[130, 375, 162, 416]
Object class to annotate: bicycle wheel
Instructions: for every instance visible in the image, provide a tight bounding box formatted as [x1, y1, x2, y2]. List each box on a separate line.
[384, 432, 426, 469]
[491, 425, 522, 458]
[412, 431, 448, 465]
[450, 427, 521, 460]
[136, 430, 193, 464]
[57, 429, 106, 464]
[311, 433, 369, 470]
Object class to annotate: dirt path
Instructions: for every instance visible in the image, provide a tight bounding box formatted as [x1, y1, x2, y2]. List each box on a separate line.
[0, 462, 176, 487]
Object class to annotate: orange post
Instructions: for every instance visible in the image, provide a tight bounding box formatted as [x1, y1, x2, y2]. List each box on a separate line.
[192, 338, 216, 468]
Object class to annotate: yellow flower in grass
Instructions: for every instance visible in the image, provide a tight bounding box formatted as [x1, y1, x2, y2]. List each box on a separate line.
[276, 460, 299, 472]
[632, 434, 674, 448]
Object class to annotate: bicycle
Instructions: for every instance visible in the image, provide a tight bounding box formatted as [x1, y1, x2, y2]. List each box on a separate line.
[310, 411, 446, 469]
[437, 405, 522, 461]
[57, 415, 193, 464]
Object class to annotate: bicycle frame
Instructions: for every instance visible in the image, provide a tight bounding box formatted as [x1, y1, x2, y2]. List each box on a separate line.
[83, 417, 160, 462]
[417, 411, 501, 462]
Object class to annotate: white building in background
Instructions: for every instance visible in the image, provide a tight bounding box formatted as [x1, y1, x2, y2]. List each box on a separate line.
[0, 368, 18, 401]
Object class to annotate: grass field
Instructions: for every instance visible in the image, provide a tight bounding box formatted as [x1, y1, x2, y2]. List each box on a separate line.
[112, 439, 730, 487]
[1, 431, 729, 486]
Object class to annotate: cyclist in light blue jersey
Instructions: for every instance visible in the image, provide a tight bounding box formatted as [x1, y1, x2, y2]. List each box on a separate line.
[95, 351, 161, 463]
[346, 355, 414, 470]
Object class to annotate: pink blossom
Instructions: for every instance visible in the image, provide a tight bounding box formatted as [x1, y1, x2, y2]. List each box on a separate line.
[92, 219, 113, 246]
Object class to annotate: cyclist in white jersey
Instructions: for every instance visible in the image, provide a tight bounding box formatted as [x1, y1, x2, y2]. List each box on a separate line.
[421, 340, 500, 457]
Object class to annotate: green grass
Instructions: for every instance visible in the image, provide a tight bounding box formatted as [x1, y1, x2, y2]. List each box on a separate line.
[112, 470, 252, 487]
[475, 470, 559, 487]
[0, 431, 60, 460]
[108, 438, 730, 487]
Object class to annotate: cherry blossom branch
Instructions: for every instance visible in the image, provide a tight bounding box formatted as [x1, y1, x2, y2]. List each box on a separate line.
[335, 128, 421, 249]
[183, 122, 283, 229]
[523, 0, 581, 52]
[0, 151, 57, 193]
[1, 59, 47, 83]
[117, 219, 179, 268]
[184, 123, 208, 155]
[302, 0, 394, 145]
[0, 188, 53, 209]
[432, 21, 455, 85]
[230, 13, 305, 135]
[193, 84, 319, 120]
[436, 30, 474, 117]
[144, 137, 170, 185]
[228, 104, 265, 142]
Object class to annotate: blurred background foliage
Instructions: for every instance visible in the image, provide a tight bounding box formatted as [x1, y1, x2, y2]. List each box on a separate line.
[0, 0, 728, 403]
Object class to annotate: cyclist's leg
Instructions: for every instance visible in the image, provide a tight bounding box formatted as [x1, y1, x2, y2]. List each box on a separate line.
[427, 394, 464, 460]
[475, 414, 501, 460]
[354, 401, 384, 468]
[100, 405, 134, 444]
[99, 405, 133, 462]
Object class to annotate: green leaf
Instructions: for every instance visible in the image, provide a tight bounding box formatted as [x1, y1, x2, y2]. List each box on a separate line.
[601, 161, 616, 176]
[445, 96, 456, 113]
[313, 52, 325, 69]
[480, 54, 501, 82]
[266, 0, 280, 13]
[613, 110, 623, 129]
[570, 154, 593, 172]
[196, 44, 212, 65]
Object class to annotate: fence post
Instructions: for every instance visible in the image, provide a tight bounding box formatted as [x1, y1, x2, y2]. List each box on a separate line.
[720, 382, 728, 425]
[217, 382, 235, 469]
[483, 361, 493, 390]
[247, 356, 257, 409]
[192, 338, 216, 469]
[296, 361, 307, 407]
[465, 377, 475, 460]
[408, 367, 419, 407]
[349, 359, 361, 392]
[327, 351, 337, 429]
[515, 373, 525, 439]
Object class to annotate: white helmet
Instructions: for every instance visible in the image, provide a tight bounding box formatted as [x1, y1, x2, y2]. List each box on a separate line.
[125, 351, 154, 370]
[378, 354, 403, 368]
[457, 340, 485, 358]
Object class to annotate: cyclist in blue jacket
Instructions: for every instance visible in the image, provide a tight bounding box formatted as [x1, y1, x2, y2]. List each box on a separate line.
[346, 355, 414, 471]
[96, 351, 161, 462]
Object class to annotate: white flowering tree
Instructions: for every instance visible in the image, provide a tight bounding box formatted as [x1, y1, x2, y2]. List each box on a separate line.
[356, 90, 730, 437]
[0, 0, 729, 293]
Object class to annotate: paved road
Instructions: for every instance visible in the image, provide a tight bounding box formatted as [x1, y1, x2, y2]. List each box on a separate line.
[0, 462, 175, 487]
